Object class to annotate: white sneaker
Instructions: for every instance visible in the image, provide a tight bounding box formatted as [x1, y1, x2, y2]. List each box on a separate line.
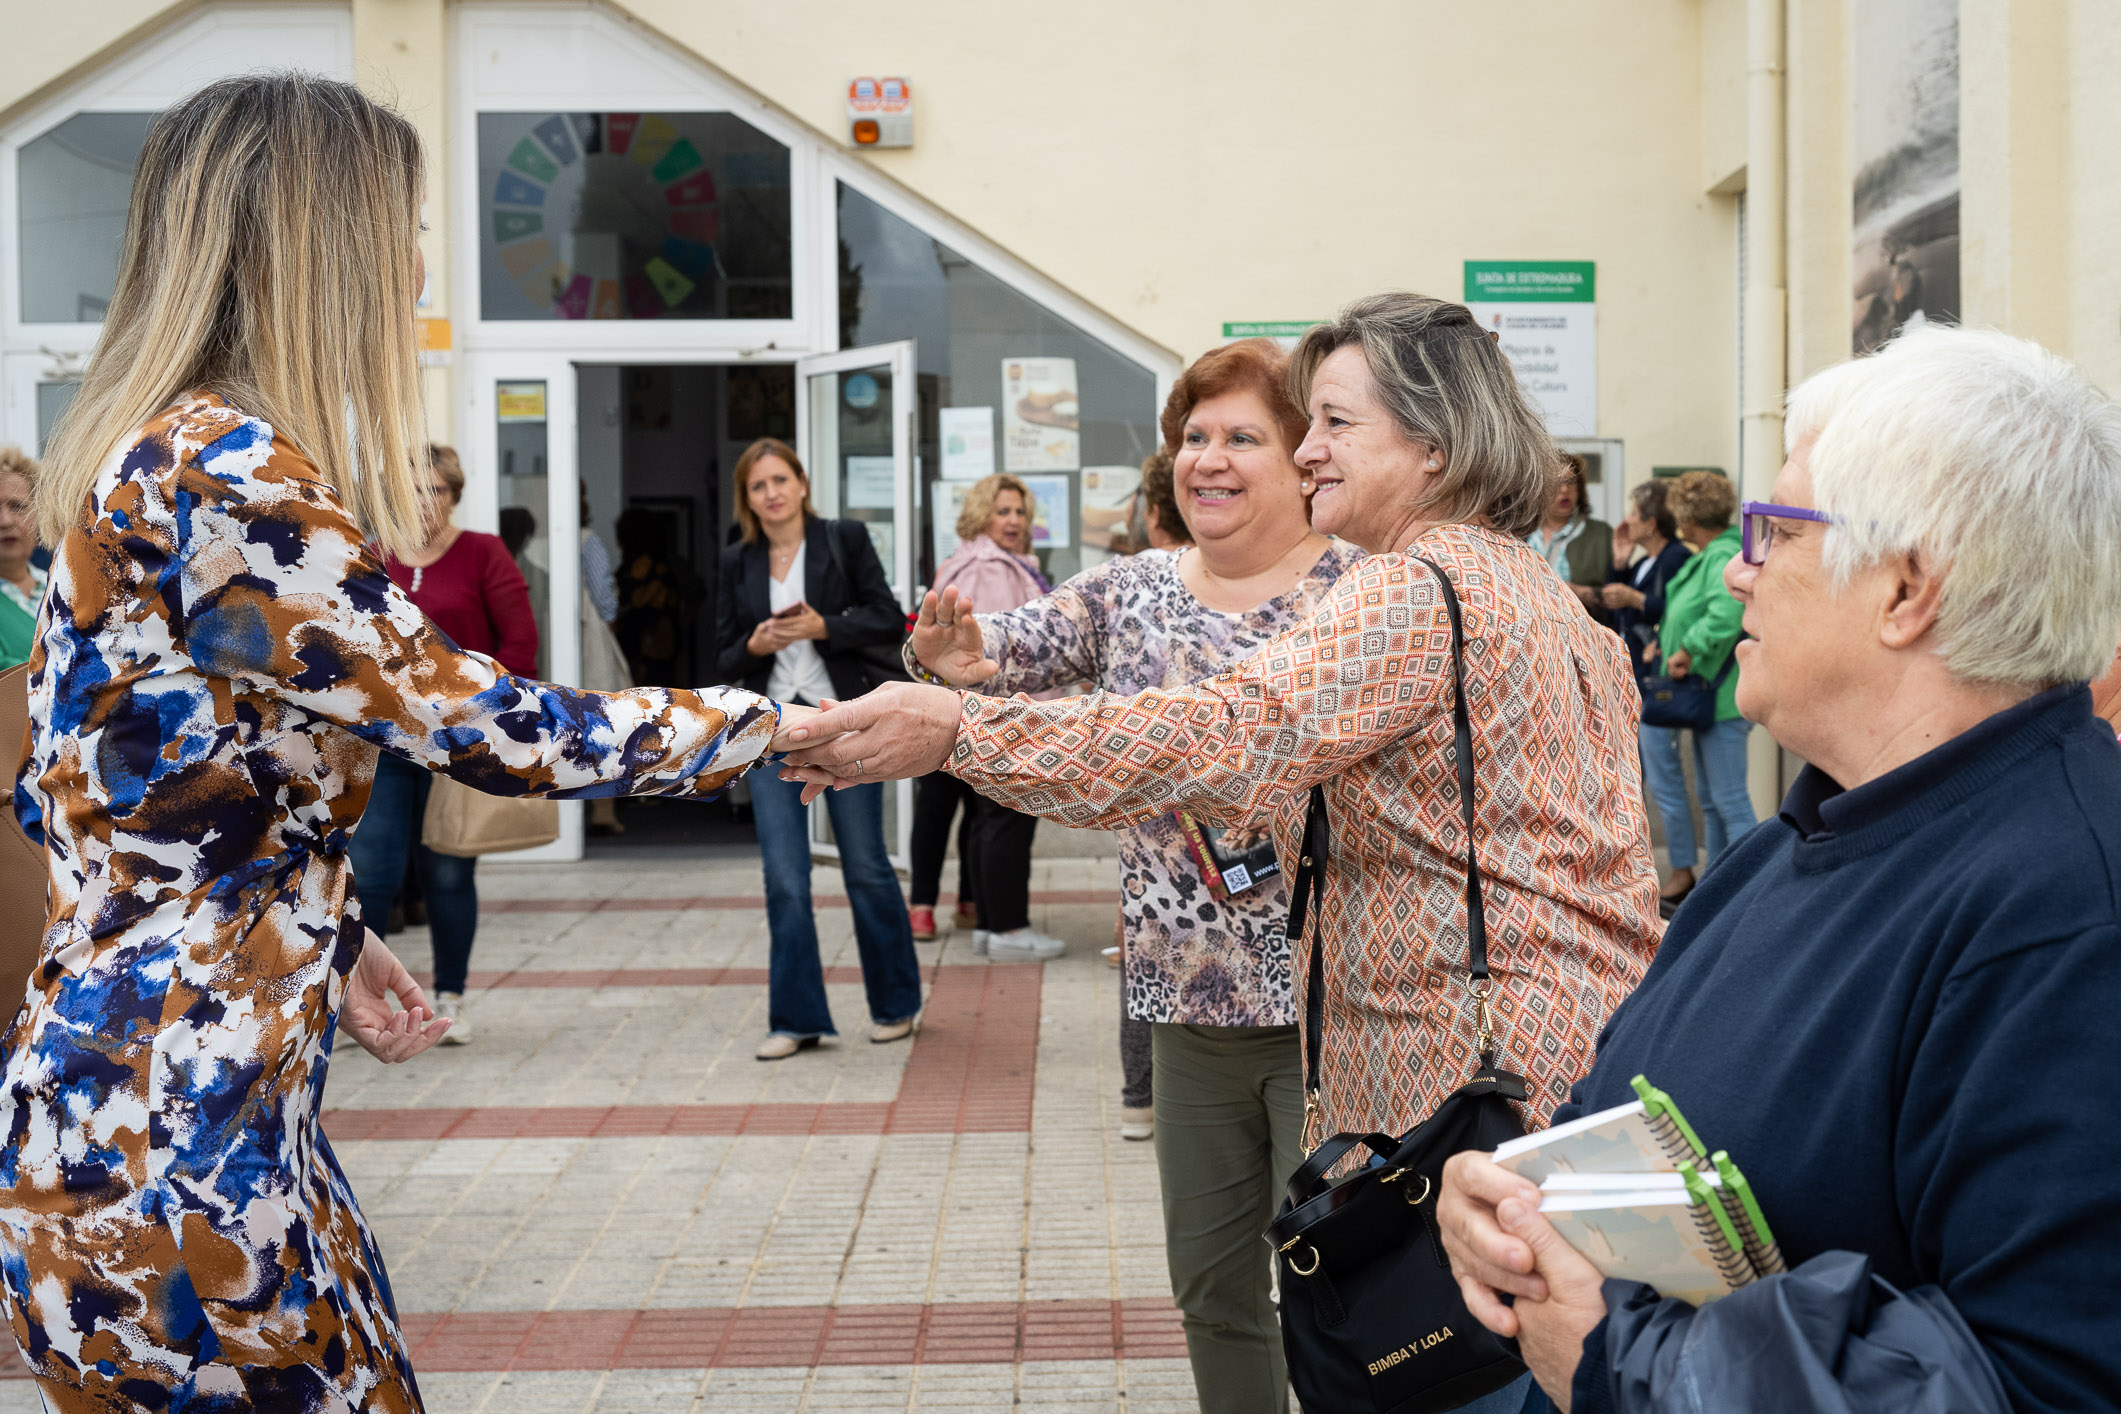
[969, 930, 992, 956]
[983, 927, 1066, 962]
[1120, 1106, 1155, 1141]
[435, 992, 470, 1046]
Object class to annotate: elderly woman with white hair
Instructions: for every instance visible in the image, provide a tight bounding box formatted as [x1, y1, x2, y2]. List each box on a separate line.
[1439, 323, 2121, 1413]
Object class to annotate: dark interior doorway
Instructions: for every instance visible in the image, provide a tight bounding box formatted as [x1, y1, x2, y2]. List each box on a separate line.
[577, 360, 795, 853]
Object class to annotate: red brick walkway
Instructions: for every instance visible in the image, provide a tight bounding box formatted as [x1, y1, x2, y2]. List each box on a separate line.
[327, 963, 1039, 1140]
[398, 1298, 1185, 1372]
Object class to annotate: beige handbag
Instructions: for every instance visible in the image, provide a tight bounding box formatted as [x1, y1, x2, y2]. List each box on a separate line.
[421, 774, 560, 858]
[1, 665, 50, 992]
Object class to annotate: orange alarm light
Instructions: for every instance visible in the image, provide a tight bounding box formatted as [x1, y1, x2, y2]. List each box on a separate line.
[852, 118, 881, 145]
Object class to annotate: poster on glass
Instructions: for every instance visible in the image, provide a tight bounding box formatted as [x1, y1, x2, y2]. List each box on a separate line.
[1002, 358, 1080, 472]
[1078, 464, 1142, 568]
[1021, 474, 1072, 550]
[940, 407, 997, 481]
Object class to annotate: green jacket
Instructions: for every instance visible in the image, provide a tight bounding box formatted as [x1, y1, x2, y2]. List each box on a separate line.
[1657, 525, 1745, 721]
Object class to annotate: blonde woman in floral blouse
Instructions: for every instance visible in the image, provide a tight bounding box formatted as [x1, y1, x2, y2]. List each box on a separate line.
[907, 340, 1359, 1414]
[11, 76, 806, 1411]
[787, 298, 1662, 1402]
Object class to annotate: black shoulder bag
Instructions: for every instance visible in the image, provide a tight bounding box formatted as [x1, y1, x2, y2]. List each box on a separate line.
[1267, 556, 1531, 1414]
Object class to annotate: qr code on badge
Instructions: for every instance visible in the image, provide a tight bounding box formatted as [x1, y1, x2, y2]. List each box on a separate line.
[1221, 864, 1252, 892]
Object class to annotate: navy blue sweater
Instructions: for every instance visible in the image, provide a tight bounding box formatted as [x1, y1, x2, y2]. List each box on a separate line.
[1553, 685, 2121, 1413]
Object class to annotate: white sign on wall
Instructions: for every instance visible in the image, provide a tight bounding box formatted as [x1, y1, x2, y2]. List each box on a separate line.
[939, 406, 996, 481]
[1464, 261, 1597, 437]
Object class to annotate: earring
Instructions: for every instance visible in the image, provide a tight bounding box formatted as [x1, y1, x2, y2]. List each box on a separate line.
[1300, 479, 1315, 494]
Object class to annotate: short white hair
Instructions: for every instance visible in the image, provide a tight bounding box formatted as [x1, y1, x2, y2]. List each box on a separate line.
[1785, 323, 2121, 688]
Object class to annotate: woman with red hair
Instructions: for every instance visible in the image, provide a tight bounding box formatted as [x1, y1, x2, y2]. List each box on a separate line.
[903, 339, 1361, 1414]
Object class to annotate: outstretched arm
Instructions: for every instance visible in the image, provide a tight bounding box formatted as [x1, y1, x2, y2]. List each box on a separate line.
[790, 556, 1457, 830]
[178, 442, 778, 801]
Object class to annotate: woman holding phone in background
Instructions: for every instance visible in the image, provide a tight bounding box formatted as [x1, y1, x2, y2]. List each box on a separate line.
[715, 438, 924, 1060]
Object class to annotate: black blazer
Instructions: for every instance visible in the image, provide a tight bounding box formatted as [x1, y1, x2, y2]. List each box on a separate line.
[715, 517, 903, 700]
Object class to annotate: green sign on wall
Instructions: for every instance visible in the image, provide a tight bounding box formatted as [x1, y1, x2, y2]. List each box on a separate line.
[1463, 260, 1596, 303]
[1221, 321, 1317, 338]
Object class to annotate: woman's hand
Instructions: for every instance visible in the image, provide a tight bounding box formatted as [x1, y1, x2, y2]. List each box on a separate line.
[1666, 647, 1693, 679]
[782, 603, 828, 643]
[911, 587, 1000, 686]
[769, 703, 824, 754]
[1572, 583, 1604, 610]
[1601, 583, 1646, 611]
[342, 930, 452, 1062]
[1439, 1150, 1609, 1412]
[1610, 519, 1635, 565]
[747, 618, 791, 658]
[777, 682, 964, 802]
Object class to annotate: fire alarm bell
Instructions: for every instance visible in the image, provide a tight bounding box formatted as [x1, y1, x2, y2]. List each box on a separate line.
[847, 76, 913, 148]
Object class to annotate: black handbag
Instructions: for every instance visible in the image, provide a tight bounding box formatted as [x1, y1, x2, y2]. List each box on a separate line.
[1267, 555, 1531, 1414]
[1638, 649, 1737, 731]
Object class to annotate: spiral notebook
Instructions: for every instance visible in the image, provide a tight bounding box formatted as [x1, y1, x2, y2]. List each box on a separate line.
[1491, 1075, 1785, 1305]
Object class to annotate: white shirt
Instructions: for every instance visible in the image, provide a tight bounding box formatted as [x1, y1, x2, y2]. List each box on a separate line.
[765, 541, 835, 706]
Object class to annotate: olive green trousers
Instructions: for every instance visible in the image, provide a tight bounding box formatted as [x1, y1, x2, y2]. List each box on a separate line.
[1150, 1022, 1305, 1414]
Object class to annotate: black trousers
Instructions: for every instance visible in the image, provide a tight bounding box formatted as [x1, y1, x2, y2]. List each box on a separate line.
[964, 792, 1039, 934]
[909, 772, 976, 908]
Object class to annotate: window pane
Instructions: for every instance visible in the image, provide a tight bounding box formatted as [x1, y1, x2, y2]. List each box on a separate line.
[496, 381, 551, 679]
[37, 382, 81, 455]
[18, 113, 154, 323]
[835, 183, 1158, 586]
[478, 112, 791, 322]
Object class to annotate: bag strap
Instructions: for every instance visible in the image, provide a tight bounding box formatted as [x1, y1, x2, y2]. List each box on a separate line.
[1289, 554, 1498, 1153]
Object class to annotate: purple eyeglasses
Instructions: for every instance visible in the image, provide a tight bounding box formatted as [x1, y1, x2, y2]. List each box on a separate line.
[1739, 500, 1838, 566]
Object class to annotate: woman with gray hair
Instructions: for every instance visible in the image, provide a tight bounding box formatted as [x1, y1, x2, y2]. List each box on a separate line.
[785, 294, 1662, 1401]
[1441, 323, 2121, 1413]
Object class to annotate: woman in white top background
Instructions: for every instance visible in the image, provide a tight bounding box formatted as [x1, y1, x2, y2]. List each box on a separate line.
[714, 438, 923, 1059]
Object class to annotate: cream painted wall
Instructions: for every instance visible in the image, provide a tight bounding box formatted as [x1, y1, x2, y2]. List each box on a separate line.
[13, 0, 2121, 471]
[611, 0, 1742, 484]
[1784, 0, 1850, 387]
[350, 0, 455, 442]
[0, 0, 194, 116]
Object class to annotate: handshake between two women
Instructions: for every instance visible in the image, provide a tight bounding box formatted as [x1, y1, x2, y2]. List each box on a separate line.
[766, 586, 991, 801]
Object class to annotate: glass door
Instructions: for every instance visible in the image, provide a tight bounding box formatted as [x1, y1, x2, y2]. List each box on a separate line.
[1, 353, 86, 457]
[795, 341, 916, 864]
[463, 351, 582, 862]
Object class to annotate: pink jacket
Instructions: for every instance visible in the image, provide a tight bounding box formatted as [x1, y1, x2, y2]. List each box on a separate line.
[933, 534, 1047, 614]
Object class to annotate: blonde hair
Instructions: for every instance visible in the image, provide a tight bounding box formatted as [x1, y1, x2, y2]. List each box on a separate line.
[36, 73, 428, 555]
[1291, 293, 1558, 538]
[1786, 323, 2121, 688]
[732, 437, 812, 544]
[0, 445, 36, 490]
[956, 473, 1032, 543]
[1666, 470, 1736, 533]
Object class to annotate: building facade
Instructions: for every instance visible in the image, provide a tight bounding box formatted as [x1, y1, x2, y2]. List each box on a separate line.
[3, 0, 2112, 852]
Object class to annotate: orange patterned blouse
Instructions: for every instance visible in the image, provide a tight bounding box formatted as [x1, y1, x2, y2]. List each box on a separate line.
[950, 523, 1663, 1135]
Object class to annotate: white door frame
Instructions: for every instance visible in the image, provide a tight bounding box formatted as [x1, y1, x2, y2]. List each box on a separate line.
[795, 340, 917, 866]
[462, 349, 582, 864]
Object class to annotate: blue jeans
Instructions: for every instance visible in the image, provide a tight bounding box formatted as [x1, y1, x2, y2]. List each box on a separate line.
[749, 767, 923, 1038]
[1640, 717, 1760, 873]
[348, 752, 479, 994]
[1466, 1373, 1537, 1412]
[1692, 716, 1759, 865]
[1638, 722, 1699, 871]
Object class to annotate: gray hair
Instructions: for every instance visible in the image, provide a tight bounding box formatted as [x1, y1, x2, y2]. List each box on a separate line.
[1290, 293, 1558, 538]
[1786, 323, 2121, 688]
